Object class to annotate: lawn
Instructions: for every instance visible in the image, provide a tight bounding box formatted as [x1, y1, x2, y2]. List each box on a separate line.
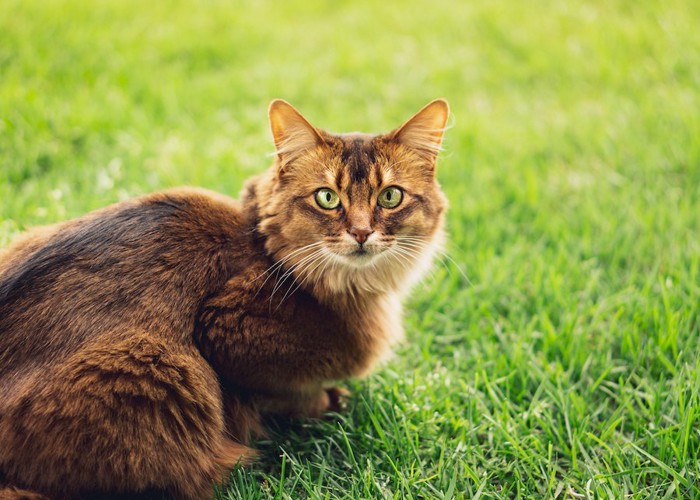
[1, 0, 699, 497]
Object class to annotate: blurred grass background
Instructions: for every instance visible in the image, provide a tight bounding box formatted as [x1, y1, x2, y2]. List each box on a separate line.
[1, 0, 699, 497]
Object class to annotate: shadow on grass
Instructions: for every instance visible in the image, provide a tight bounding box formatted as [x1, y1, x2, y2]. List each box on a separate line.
[218, 385, 375, 498]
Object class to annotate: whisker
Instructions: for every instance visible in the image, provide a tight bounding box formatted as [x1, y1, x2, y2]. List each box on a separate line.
[279, 252, 334, 308]
[395, 236, 472, 284]
[391, 246, 439, 281]
[389, 242, 419, 265]
[385, 157, 414, 171]
[314, 253, 336, 285]
[269, 248, 325, 300]
[266, 253, 324, 309]
[308, 157, 338, 179]
[397, 246, 442, 282]
[253, 241, 324, 283]
[275, 252, 332, 311]
[386, 248, 413, 276]
[395, 235, 429, 240]
[253, 242, 325, 297]
[272, 246, 326, 282]
[437, 250, 472, 284]
[395, 241, 430, 250]
[275, 254, 325, 306]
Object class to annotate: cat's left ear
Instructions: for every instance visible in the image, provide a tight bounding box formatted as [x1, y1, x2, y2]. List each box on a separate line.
[268, 99, 324, 173]
[389, 98, 450, 165]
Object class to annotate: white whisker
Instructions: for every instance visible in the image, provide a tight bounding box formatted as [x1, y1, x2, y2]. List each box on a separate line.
[253, 241, 325, 297]
[395, 235, 471, 284]
[392, 245, 440, 282]
[253, 241, 324, 283]
[386, 248, 412, 275]
[269, 248, 325, 300]
[437, 250, 471, 284]
[385, 157, 414, 171]
[275, 252, 332, 311]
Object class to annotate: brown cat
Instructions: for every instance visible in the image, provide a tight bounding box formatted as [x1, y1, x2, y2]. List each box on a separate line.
[0, 98, 449, 499]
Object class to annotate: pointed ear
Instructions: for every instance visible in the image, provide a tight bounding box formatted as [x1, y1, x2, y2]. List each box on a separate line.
[268, 99, 323, 171]
[389, 99, 449, 164]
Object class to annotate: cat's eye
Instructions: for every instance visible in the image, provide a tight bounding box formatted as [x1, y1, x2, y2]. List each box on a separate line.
[377, 186, 403, 209]
[315, 188, 341, 209]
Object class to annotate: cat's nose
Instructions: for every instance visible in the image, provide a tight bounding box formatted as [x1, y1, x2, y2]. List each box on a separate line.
[349, 227, 374, 245]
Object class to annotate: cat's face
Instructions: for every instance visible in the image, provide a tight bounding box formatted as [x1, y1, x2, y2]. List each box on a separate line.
[255, 99, 449, 295]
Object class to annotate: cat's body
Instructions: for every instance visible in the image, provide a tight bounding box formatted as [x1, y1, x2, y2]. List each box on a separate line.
[0, 99, 449, 499]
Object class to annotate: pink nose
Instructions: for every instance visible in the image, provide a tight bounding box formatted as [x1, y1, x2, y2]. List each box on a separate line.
[349, 227, 374, 245]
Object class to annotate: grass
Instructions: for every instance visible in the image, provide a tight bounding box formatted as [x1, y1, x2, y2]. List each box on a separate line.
[1, 0, 699, 497]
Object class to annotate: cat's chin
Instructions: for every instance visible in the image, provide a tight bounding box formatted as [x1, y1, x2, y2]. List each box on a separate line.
[336, 252, 379, 268]
[331, 246, 388, 269]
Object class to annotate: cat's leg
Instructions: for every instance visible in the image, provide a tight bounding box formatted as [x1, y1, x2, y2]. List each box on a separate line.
[222, 391, 267, 440]
[254, 385, 350, 418]
[0, 331, 255, 499]
[196, 272, 365, 417]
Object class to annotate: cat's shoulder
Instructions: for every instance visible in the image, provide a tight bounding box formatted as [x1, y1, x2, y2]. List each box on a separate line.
[126, 187, 245, 230]
[139, 187, 241, 217]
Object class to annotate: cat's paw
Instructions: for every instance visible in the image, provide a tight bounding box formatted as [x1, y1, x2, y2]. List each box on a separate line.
[325, 386, 350, 414]
[0, 486, 50, 500]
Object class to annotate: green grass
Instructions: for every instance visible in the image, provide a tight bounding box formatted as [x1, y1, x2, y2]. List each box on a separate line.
[1, 0, 699, 497]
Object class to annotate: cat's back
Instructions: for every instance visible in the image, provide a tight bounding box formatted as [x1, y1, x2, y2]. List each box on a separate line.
[0, 187, 251, 378]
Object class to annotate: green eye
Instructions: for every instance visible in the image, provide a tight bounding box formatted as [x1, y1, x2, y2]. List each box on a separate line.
[377, 186, 403, 209]
[315, 188, 340, 209]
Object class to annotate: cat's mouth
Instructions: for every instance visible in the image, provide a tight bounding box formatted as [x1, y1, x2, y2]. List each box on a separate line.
[321, 235, 393, 267]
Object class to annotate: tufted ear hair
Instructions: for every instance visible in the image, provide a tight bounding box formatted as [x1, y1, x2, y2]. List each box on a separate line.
[389, 98, 449, 165]
[268, 99, 324, 173]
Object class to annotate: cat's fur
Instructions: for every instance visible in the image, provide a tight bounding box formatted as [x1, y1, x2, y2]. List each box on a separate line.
[0, 99, 449, 499]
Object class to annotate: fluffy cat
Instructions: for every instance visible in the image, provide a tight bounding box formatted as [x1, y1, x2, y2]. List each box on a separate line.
[0, 98, 449, 499]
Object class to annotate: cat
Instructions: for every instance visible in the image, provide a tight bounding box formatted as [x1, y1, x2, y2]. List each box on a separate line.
[0, 98, 449, 499]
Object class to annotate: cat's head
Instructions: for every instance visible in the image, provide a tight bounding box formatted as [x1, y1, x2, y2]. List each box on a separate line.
[250, 99, 449, 298]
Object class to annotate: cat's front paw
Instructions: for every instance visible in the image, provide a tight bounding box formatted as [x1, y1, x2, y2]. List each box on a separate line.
[325, 386, 350, 414]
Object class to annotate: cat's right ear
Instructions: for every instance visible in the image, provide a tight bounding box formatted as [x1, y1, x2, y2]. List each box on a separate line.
[268, 100, 323, 173]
